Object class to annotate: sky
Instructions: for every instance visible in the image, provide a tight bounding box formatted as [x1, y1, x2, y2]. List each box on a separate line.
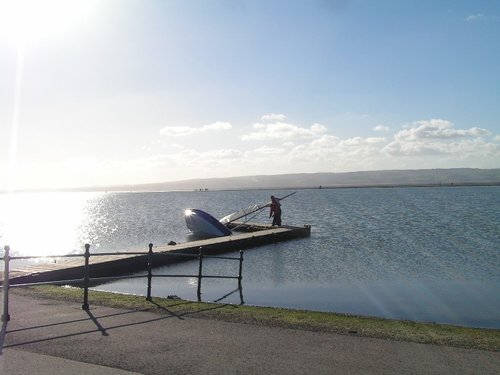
[0, 0, 499, 191]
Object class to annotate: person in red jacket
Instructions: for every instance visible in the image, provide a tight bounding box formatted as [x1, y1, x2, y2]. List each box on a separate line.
[269, 195, 282, 226]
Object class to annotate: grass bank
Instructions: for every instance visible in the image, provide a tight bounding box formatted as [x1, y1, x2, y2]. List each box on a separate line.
[12, 285, 499, 352]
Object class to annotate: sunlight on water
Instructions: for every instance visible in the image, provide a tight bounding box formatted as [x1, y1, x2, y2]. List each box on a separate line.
[0, 192, 102, 257]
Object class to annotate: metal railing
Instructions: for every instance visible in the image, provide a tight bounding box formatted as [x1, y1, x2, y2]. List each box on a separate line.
[1, 244, 244, 321]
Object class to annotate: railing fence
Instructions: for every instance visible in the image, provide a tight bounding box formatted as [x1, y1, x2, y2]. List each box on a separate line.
[1, 244, 244, 322]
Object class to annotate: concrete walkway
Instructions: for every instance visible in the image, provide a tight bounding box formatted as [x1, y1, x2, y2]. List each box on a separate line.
[1, 294, 499, 375]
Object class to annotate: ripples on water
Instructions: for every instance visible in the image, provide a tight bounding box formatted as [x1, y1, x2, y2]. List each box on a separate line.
[1, 187, 499, 328]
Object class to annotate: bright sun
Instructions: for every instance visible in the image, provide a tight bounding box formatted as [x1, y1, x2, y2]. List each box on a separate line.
[0, 0, 97, 45]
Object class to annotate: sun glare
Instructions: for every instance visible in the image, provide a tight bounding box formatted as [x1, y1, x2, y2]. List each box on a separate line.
[0, 192, 99, 257]
[1, 0, 98, 192]
[0, 0, 97, 45]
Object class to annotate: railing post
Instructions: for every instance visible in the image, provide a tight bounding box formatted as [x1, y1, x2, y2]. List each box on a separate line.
[238, 250, 244, 288]
[197, 247, 203, 301]
[146, 243, 153, 301]
[82, 243, 90, 310]
[2, 245, 11, 322]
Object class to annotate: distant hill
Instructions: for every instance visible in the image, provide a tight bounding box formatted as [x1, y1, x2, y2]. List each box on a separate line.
[78, 168, 500, 192]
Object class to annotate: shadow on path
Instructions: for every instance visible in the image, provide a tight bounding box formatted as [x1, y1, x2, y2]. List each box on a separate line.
[2, 299, 238, 351]
[0, 320, 7, 355]
[4, 313, 177, 349]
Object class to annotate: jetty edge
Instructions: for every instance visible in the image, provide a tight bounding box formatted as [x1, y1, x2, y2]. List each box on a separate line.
[5, 222, 311, 285]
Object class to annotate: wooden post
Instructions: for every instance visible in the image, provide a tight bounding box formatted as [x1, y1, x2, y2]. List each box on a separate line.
[146, 243, 153, 301]
[82, 244, 90, 310]
[197, 247, 203, 301]
[2, 246, 11, 322]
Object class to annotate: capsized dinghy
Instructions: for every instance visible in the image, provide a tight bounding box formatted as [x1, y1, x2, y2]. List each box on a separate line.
[185, 192, 296, 237]
[184, 208, 232, 238]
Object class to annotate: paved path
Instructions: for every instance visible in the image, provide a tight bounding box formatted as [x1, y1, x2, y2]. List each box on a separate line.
[1, 294, 499, 374]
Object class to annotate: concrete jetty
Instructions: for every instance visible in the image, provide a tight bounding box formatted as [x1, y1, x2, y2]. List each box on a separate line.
[4, 223, 311, 285]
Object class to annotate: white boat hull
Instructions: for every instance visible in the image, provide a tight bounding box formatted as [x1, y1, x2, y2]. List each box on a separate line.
[185, 208, 232, 238]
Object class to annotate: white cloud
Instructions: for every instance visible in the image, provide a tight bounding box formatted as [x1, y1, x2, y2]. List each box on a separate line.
[242, 122, 327, 141]
[366, 137, 387, 144]
[494, 135, 500, 142]
[261, 113, 286, 122]
[169, 143, 185, 150]
[394, 119, 490, 142]
[382, 141, 447, 156]
[278, 119, 500, 172]
[311, 123, 328, 133]
[467, 13, 484, 22]
[384, 119, 496, 157]
[340, 137, 386, 146]
[284, 134, 387, 168]
[159, 121, 232, 137]
[310, 134, 340, 147]
[159, 126, 196, 137]
[252, 146, 285, 155]
[201, 121, 232, 131]
[373, 124, 390, 132]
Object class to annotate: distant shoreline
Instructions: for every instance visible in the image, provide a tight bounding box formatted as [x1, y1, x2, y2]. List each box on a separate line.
[2, 168, 500, 193]
[183, 181, 500, 193]
[309, 181, 500, 190]
[2, 181, 500, 194]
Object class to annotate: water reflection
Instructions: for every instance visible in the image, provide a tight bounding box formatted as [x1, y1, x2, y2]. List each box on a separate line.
[95, 271, 244, 306]
[0, 191, 202, 258]
[0, 192, 102, 257]
[212, 286, 244, 305]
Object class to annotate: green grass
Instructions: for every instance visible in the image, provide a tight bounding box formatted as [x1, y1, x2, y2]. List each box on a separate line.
[12, 285, 500, 352]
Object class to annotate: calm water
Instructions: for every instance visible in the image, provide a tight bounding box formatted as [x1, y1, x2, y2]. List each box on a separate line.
[1, 187, 499, 328]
